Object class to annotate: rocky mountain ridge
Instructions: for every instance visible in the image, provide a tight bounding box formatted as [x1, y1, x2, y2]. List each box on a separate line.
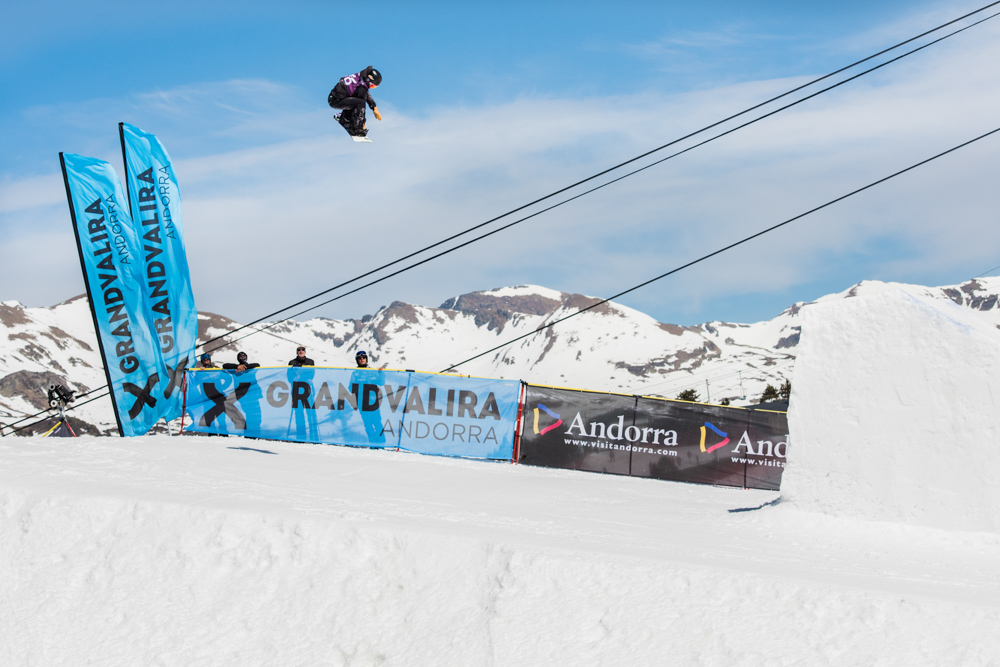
[3, 278, 999, 435]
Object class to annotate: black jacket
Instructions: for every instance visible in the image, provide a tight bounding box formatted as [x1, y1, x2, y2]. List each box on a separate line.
[331, 66, 378, 110]
[222, 361, 260, 370]
[288, 357, 315, 367]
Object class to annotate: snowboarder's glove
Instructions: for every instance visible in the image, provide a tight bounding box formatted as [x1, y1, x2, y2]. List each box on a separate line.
[373, 107, 382, 121]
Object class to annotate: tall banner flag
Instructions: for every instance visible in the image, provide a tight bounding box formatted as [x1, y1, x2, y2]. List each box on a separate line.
[119, 122, 198, 422]
[59, 153, 164, 436]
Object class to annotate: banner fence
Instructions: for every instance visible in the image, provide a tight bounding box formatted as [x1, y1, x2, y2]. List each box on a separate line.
[182, 372, 788, 489]
[518, 384, 788, 490]
[183, 367, 521, 461]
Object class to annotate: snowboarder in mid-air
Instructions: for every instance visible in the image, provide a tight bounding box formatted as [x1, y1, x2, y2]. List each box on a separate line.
[328, 66, 382, 141]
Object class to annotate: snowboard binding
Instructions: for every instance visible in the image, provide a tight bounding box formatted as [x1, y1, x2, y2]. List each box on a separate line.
[334, 113, 372, 143]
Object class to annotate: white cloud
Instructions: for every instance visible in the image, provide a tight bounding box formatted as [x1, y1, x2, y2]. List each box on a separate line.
[0, 173, 63, 214]
[3, 17, 1000, 326]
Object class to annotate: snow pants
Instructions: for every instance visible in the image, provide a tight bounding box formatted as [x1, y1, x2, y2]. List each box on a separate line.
[328, 90, 367, 135]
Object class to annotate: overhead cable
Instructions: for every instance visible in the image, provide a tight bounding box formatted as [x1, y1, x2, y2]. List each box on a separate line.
[196, 1, 1000, 351]
[211, 10, 1000, 352]
[11, 4, 998, 436]
[439, 125, 1000, 372]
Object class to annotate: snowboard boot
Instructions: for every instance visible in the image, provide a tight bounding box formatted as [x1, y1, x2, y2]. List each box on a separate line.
[350, 109, 367, 137]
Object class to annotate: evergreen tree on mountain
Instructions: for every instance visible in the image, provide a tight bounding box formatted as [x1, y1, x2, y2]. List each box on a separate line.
[676, 389, 699, 402]
[779, 379, 792, 401]
[759, 384, 780, 403]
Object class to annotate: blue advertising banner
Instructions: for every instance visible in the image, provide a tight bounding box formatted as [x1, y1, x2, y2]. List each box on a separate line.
[119, 122, 199, 421]
[183, 368, 521, 460]
[59, 153, 164, 436]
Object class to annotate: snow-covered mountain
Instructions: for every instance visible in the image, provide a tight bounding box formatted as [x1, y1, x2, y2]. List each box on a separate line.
[3, 277, 999, 435]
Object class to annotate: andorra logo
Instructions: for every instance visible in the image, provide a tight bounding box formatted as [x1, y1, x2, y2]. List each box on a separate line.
[699, 422, 730, 454]
[532, 403, 563, 435]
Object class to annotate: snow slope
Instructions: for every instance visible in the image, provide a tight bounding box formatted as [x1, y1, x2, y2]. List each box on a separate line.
[2, 435, 999, 665]
[784, 288, 1000, 533]
[5, 280, 1000, 665]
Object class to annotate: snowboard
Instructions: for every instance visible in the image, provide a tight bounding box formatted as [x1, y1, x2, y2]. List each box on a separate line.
[335, 114, 373, 143]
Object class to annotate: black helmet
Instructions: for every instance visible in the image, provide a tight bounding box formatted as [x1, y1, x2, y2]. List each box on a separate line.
[366, 68, 382, 87]
[237, 351, 248, 363]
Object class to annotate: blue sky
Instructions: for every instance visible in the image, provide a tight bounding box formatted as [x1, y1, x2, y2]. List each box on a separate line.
[3, 0, 999, 326]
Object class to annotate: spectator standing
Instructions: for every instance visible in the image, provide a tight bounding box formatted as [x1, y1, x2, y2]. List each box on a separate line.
[222, 351, 260, 372]
[350, 350, 385, 446]
[355, 349, 387, 370]
[221, 351, 262, 433]
[288, 346, 315, 367]
[197, 353, 218, 369]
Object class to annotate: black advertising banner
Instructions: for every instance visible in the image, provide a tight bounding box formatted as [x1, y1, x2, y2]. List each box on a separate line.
[520, 384, 789, 490]
[633, 398, 787, 490]
[519, 385, 636, 475]
[739, 408, 789, 490]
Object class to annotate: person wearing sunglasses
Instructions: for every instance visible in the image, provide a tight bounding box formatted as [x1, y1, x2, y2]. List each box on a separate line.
[355, 350, 388, 370]
[197, 353, 217, 369]
[328, 66, 383, 138]
[288, 346, 315, 367]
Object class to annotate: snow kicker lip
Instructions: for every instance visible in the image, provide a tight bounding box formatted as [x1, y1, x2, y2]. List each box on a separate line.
[533, 403, 563, 435]
[699, 422, 730, 454]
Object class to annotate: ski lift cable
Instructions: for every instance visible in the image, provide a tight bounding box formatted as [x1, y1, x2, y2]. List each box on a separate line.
[10, 6, 996, 436]
[201, 321, 309, 355]
[630, 362, 781, 396]
[974, 262, 1000, 278]
[631, 357, 796, 395]
[646, 364, 795, 399]
[195, 2, 1000, 352]
[439, 125, 1000, 373]
[630, 354, 797, 391]
[632, 363, 795, 399]
[204, 12, 1000, 353]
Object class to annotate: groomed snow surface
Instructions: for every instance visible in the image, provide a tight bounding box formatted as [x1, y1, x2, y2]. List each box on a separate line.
[3, 288, 1000, 665]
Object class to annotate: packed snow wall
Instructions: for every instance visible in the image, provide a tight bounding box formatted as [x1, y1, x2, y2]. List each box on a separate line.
[783, 289, 1000, 533]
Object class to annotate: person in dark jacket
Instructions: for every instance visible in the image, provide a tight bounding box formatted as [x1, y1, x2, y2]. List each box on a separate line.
[222, 351, 260, 372]
[328, 66, 383, 137]
[220, 351, 262, 433]
[288, 346, 315, 367]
